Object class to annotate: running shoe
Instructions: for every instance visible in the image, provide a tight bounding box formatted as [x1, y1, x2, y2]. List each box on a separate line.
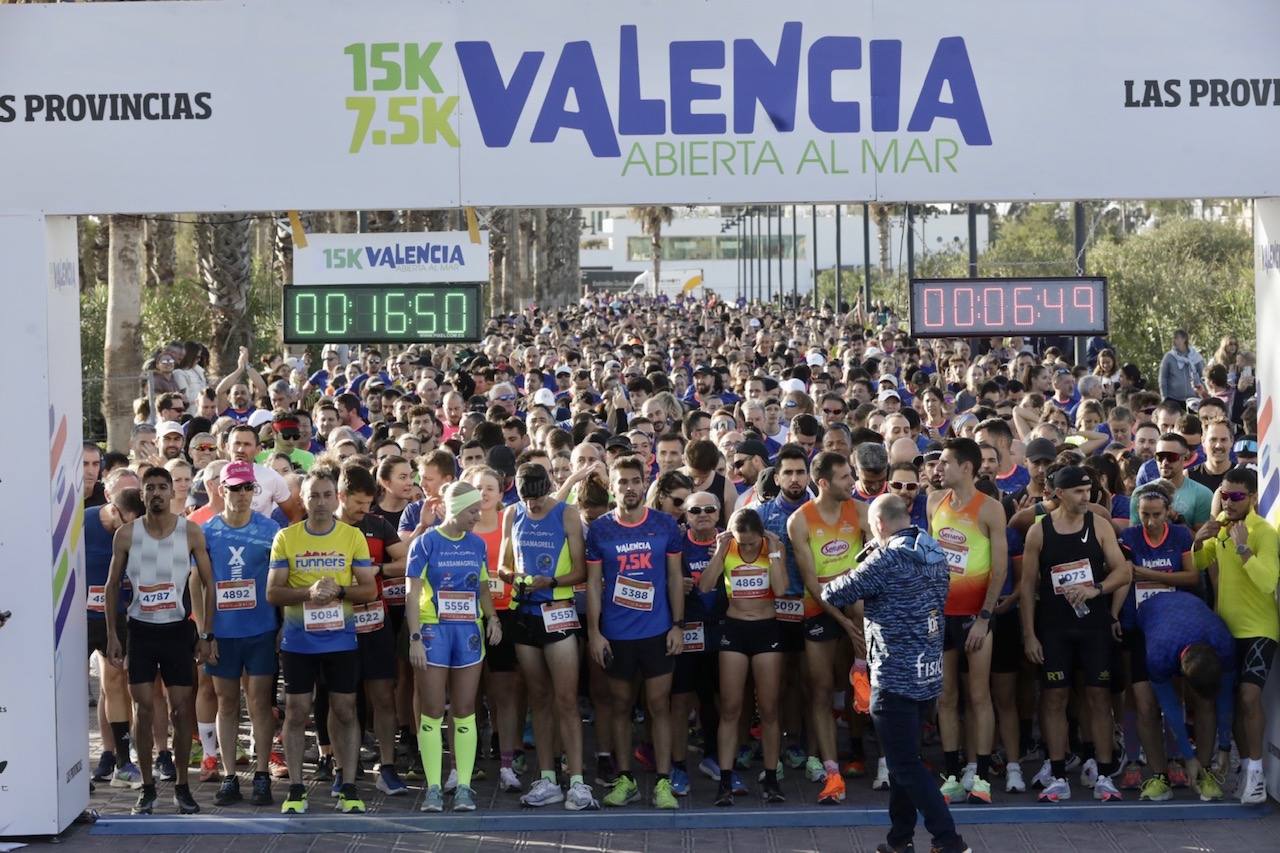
[1119, 762, 1144, 790]
[1240, 764, 1267, 805]
[111, 762, 142, 789]
[250, 772, 272, 806]
[92, 752, 116, 783]
[698, 756, 722, 782]
[498, 766, 522, 793]
[603, 774, 640, 807]
[736, 744, 756, 770]
[1079, 757, 1099, 788]
[960, 763, 977, 791]
[1031, 760, 1053, 789]
[730, 771, 748, 794]
[155, 750, 177, 782]
[784, 745, 807, 769]
[1037, 777, 1071, 803]
[757, 764, 785, 784]
[874, 844, 915, 853]
[804, 756, 825, 783]
[199, 755, 221, 783]
[1167, 760, 1189, 789]
[173, 784, 200, 815]
[132, 786, 158, 815]
[330, 769, 345, 799]
[594, 754, 619, 787]
[420, 784, 444, 812]
[281, 784, 307, 814]
[512, 750, 528, 776]
[715, 781, 734, 807]
[565, 781, 599, 811]
[842, 758, 867, 778]
[1093, 775, 1122, 801]
[1196, 770, 1224, 802]
[376, 764, 408, 796]
[762, 776, 786, 803]
[1064, 752, 1082, 773]
[872, 757, 890, 790]
[939, 775, 966, 803]
[1139, 775, 1172, 802]
[269, 751, 290, 780]
[967, 778, 993, 804]
[652, 777, 678, 809]
[633, 743, 656, 772]
[521, 778, 565, 807]
[214, 775, 242, 806]
[1005, 763, 1026, 793]
[452, 785, 477, 812]
[818, 771, 846, 804]
[335, 783, 365, 813]
[849, 660, 871, 714]
[670, 765, 690, 796]
[313, 754, 335, 781]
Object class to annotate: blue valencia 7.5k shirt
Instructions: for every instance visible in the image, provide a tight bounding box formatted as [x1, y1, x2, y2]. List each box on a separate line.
[586, 508, 683, 641]
[822, 527, 950, 701]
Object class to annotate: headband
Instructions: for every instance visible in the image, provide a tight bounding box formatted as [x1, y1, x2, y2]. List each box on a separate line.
[445, 488, 482, 517]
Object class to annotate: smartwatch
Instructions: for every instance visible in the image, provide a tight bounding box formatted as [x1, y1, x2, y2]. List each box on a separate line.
[199, 632, 215, 642]
[978, 609, 992, 621]
[675, 620, 686, 629]
[337, 586, 346, 601]
[410, 632, 422, 643]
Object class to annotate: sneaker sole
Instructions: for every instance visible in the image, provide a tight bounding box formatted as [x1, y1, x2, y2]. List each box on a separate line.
[420, 804, 444, 813]
[452, 804, 476, 812]
[522, 796, 565, 807]
[214, 795, 243, 807]
[376, 781, 409, 796]
[604, 791, 641, 807]
[281, 806, 307, 814]
[564, 799, 599, 811]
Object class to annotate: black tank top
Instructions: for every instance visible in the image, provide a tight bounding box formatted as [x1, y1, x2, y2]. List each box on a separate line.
[710, 473, 729, 528]
[1037, 511, 1109, 628]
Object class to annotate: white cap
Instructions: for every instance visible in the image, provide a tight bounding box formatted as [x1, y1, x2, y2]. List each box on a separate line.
[878, 388, 901, 403]
[748, 317, 761, 328]
[247, 409, 274, 428]
[781, 377, 807, 395]
[532, 388, 557, 408]
[805, 351, 826, 368]
[157, 420, 184, 437]
[865, 346, 885, 359]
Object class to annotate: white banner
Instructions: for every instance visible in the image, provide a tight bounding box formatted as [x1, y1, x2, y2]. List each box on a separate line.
[2, 0, 1280, 212]
[293, 231, 489, 285]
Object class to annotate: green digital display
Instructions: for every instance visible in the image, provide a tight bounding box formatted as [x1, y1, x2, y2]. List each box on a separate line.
[283, 283, 483, 344]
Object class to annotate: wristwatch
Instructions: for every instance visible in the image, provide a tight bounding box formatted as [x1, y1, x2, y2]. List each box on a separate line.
[675, 620, 686, 629]
[199, 632, 215, 642]
[550, 576, 558, 588]
[768, 551, 783, 560]
[978, 609, 992, 621]
[1235, 542, 1251, 557]
[410, 632, 422, 643]
[336, 586, 347, 601]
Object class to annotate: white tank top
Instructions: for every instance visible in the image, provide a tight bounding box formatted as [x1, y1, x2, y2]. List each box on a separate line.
[125, 516, 192, 624]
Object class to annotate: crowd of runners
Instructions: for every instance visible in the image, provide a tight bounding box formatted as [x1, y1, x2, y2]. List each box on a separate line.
[82, 294, 1275, 830]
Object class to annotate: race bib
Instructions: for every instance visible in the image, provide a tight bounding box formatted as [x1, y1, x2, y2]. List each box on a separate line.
[774, 596, 805, 622]
[303, 601, 345, 632]
[729, 566, 770, 599]
[489, 576, 507, 598]
[438, 590, 478, 621]
[380, 576, 406, 605]
[353, 600, 386, 633]
[1136, 581, 1172, 606]
[215, 579, 257, 611]
[87, 585, 106, 613]
[541, 601, 581, 633]
[682, 621, 705, 652]
[137, 582, 177, 614]
[941, 543, 970, 575]
[612, 575, 656, 611]
[1050, 559, 1095, 594]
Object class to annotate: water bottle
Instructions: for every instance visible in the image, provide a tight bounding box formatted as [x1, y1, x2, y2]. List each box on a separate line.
[1072, 598, 1091, 619]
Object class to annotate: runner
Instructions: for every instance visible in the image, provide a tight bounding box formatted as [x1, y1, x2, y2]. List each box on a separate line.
[201, 461, 280, 807]
[407, 481, 503, 813]
[104, 467, 216, 815]
[701, 508, 788, 806]
[1020, 465, 1131, 803]
[267, 466, 378, 815]
[788, 450, 870, 805]
[586, 455, 685, 810]
[927, 437, 1008, 804]
[500, 462, 598, 810]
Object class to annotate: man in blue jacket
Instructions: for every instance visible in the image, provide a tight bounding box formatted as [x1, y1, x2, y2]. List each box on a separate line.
[823, 494, 968, 853]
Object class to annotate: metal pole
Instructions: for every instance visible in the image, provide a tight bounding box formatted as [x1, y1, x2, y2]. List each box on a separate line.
[777, 205, 784, 312]
[862, 202, 872, 319]
[746, 212, 754, 303]
[811, 204, 819, 310]
[736, 218, 743, 302]
[967, 203, 978, 278]
[906, 204, 915, 284]
[756, 208, 764, 304]
[1074, 201, 1088, 366]
[765, 206, 773, 302]
[834, 204, 843, 313]
[791, 204, 798, 309]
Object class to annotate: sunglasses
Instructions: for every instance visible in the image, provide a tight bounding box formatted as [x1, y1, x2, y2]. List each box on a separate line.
[665, 495, 686, 507]
[226, 483, 255, 493]
[732, 458, 750, 468]
[685, 506, 716, 515]
[1219, 490, 1249, 503]
[889, 481, 920, 491]
[822, 408, 845, 416]
[1154, 451, 1184, 463]
[784, 400, 799, 408]
[277, 430, 301, 441]
[168, 406, 186, 413]
[496, 394, 518, 402]
[193, 444, 216, 452]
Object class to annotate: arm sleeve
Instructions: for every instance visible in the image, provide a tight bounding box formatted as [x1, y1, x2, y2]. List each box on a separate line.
[822, 550, 891, 608]
[1151, 679, 1196, 760]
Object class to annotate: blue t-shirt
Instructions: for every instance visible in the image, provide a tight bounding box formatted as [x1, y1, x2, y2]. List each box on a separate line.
[1110, 493, 1131, 521]
[757, 494, 806, 596]
[220, 406, 256, 424]
[1118, 523, 1193, 629]
[681, 531, 721, 624]
[1136, 590, 1233, 684]
[203, 512, 280, 638]
[511, 501, 572, 613]
[907, 493, 929, 530]
[84, 506, 129, 619]
[996, 465, 1030, 496]
[406, 527, 488, 624]
[586, 508, 682, 641]
[307, 369, 331, 390]
[1001, 526, 1025, 597]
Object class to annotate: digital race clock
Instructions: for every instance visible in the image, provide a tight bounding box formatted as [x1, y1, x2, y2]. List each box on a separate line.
[283, 283, 483, 344]
[909, 277, 1107, 338]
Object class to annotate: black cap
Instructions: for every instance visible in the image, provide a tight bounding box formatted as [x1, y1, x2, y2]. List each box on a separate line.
[693, 364, 716, 375]
[515, 462, 552, 500]
[605, 434, 633, 452]
[1052, 465, 1092, 490]
[736, 439, 770, 463]
[486, 445, 517, 478]
[922, 441, 944, 463]
[1025, 437, 1057, 462]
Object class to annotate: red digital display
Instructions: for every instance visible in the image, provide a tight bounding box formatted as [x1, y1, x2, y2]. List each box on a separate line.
[909, 277, 1107, 337]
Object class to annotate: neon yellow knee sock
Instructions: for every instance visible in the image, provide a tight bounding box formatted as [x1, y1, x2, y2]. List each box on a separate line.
[454, 713, 477, 788]
[419, 715, 443, 788]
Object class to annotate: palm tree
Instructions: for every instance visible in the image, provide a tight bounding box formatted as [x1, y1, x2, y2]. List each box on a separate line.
[102, 215, 145, 450]
[197, 213, 254, 378]
[545, 208, 582, 307]
[145, 217, 177, 287]
[629, 206, 675, 296]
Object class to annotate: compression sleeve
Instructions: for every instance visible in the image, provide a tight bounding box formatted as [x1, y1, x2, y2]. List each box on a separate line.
[1151, 679, 1195, 760]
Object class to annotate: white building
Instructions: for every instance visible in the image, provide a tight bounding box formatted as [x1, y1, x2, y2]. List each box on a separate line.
[580, 206, 989, 299]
